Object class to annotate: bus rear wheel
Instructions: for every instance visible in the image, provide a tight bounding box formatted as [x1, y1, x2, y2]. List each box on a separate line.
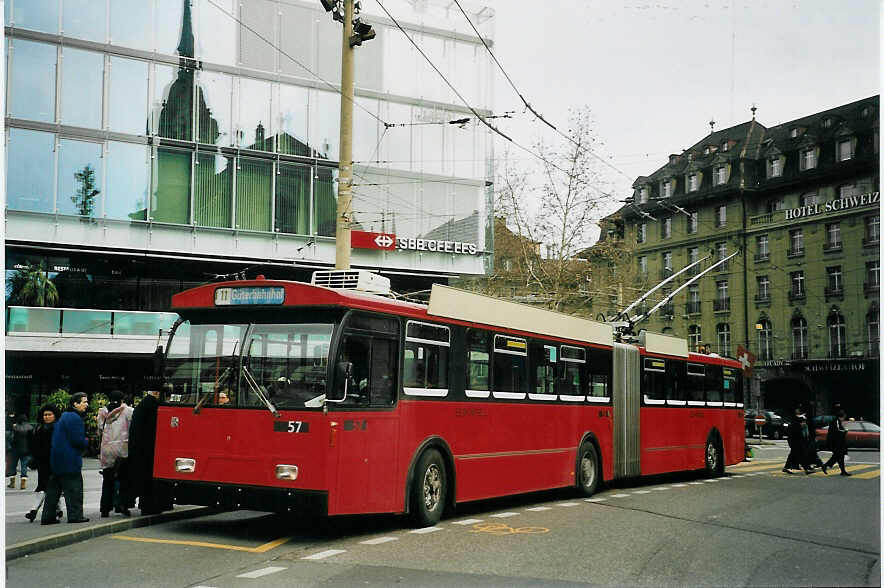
[410, 448, 446, 527]
[704, 437, 724, 477]
[577, 442, 600, 497]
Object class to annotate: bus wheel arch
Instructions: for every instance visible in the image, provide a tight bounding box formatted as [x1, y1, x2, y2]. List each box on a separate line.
[704, 429, 724, 477]
[405, 437, 455, 526]
[576, 433, 602, 497]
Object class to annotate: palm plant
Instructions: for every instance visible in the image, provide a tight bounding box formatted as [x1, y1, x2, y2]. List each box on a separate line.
[6, 262, 59, 307]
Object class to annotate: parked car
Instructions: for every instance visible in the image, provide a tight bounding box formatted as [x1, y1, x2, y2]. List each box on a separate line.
[815, 420, 881, 450]
[745, 409, 788, 440]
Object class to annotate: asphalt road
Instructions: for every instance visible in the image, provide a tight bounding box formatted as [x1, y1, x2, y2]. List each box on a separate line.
[6, 442, 880, 587]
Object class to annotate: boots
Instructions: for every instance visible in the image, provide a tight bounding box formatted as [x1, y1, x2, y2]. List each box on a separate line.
[8, 477, 15, 488]
[20, 477, 27, 489]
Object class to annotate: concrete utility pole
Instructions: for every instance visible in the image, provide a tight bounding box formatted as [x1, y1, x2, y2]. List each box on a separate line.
[335, 0, 355, 270]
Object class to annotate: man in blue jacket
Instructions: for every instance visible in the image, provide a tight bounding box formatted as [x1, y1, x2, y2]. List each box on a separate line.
[42, 393, 90, 524]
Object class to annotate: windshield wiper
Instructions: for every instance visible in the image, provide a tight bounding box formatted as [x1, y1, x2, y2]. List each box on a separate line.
[241, 366, 280, 418]
[194, 342, 238, 414]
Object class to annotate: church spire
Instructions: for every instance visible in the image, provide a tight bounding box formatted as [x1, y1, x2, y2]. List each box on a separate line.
[177, 0, 195, 59]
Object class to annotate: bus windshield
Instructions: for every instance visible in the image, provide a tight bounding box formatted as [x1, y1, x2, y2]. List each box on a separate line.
[163, 321, 334, 410]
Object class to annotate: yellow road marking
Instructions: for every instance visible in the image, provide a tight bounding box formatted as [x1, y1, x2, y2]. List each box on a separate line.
[728, 462, 782, 473]
[849, 468, 880, 479]
[113, 535, 291, 553]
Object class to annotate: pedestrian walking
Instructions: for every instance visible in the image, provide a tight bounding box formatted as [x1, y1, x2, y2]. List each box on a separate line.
[8, 414, 34, 489]
[824, 410, 851, 476]
[129, 389, 171, 515]
[25, 404, 63, 522]
[782, 407, 803, 473]
[42, 393, 91, 524]
[798, 413, 827, 475]
[98, 390, 134, 517]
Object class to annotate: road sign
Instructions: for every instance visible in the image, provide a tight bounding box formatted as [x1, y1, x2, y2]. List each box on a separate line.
[754, 416, 766, 425]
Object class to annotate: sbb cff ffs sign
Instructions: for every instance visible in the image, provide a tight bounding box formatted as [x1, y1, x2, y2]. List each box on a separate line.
[351, 230, 478, 255]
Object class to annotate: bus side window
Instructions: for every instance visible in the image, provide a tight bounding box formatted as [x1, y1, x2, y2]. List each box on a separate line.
[706, 366, 723, 404]
[642, 358, 666, 404]
[686, 363, 705, 404]
[667, 360, 687, 404]
[369, 338, 397, 406]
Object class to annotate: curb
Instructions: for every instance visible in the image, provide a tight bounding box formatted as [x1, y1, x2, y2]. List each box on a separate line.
[6, 505, 215, 561]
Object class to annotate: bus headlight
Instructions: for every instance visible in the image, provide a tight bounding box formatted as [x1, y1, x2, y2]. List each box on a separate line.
[175, 458, 196, 473]
[275, 464, 299, 480]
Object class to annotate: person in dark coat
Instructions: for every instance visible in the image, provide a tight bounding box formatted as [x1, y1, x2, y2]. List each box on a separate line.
[25, 404, 62, 522]
[782, 407, 803, 473]
[129, 390, 170, 515]
[798, 413, 827, 475]
[9, 414, 34, 489]
[42, 393, 91, 524]
[824, 410, 851, 476]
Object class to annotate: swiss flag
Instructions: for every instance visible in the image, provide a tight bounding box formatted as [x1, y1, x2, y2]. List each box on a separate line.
[351, 230, 396, 250]
[736, 345, 756, 377]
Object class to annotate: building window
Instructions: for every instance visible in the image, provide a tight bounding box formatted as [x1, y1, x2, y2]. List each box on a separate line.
[686, 285, 701, 315]
[688, 173, 699, 192]
[801, 192, 819, 207]
[715, 204, 726, 227]
[768, 157, 783, 178]
[714, 166, 728, 186]
[661, 217, 672, 239]
[828, 311, 846, 358]
[716, 242, 728, 271]
[687, 211, 698, 234]
[757, 275, 770, 301]
[865, 215, 880, 245]
[638, 186, 649, 203]
[637, 223, 646, 244]
[800, 148, 817, 170]
[839, 184, 858, 198]
[822, 117, 832, 129]
[790, 128, 798, 138]
[788, 229, 804, 257]
[826, 266, 843, 298]
[715, 280, 729, 312]
[758, 319, 773, 360]
[755, 234, 769, 262]
[662, 251, 673, 276]
[790, 271, 805, 301]
[792, 316, 808, 359]
[825, 223, 842, 251]
[865, 261, 879, 292]
[687, 246, 699, 276]
[868, 308, 880, 356]
[721, 141, 729, 152]
[660, 180, 671, 198]
[717, 323, 731, 357]
[688, 325, 702, 352]
[767, 198, 785, 213]
[639, 256, 647, 275]
[837, 138, 853, 161]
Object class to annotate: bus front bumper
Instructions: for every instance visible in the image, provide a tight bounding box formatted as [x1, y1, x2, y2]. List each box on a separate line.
[156, 478, 329, 516]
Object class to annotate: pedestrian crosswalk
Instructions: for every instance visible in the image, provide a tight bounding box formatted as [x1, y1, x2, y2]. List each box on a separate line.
[728, 459, 880, 478]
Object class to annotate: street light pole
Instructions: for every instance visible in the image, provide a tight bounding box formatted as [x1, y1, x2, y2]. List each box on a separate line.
[335, 0, 355, 270]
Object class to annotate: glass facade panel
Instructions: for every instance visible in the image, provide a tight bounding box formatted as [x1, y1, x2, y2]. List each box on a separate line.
[310, 89, 340, 161]
[10, 39, 57, 123]
[383, 31, 418, 98]
[7, 307, 61, 333]
[353, 98, 380, 162]
[239, 0, 276, 71]
[197, 0, 237, 65]
[105, 141, 150, 221]
[153, 63, 194, 140]
[57, 139, 103, 217]
[60, 48, 104, 129]
[114, 311, 178, 336]
[9, 0, 59, 33]
[63, 310, 112, 335]
[151, 147, 191, 223]
[275, 163, 311, 235]
[7, 128, 55, 213]
[63, 0, 107, 43]
[110, 0, 153, 51]
[382, 101, 412, 171]
[237, 78, 272, 150]
[194, 152, 233, 228]
[278, 3, 313, 77]
[156, 0, 186, 56]
[277, 83, 310, 156]
[414, 106, 444, 175]
[314, 167, 338, 236]
[236, 158, 272, 231]
[108, 56, 149, 135]
[197, 70, 233, 146]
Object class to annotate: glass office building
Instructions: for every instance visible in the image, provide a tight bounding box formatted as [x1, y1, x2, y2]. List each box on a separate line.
[4, 0, 495, 410]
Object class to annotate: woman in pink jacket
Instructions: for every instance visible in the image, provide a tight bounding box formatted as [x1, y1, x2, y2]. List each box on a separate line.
[97, 390, 134, 517]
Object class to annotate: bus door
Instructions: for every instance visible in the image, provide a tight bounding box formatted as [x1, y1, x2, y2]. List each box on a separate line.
[329, 317, 400, 515]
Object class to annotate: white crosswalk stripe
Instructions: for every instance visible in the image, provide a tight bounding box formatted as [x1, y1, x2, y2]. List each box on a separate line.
[236, 566, 287, 578]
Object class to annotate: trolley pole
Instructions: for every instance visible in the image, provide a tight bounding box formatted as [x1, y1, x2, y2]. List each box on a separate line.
[335, 0, 355, 270]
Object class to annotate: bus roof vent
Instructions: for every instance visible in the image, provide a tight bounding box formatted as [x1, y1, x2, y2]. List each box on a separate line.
[311, 270, 391, 295]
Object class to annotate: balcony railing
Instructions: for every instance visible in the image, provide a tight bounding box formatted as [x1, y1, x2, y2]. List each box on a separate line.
[755, 293, 771, 304]
[824, 287, 844, 301]
[792, 348, 808, 360]
[749, 213, 774, 226]
[823, 241, 843, 253]
[685, 301, 702, 315]
[864, 282, 880, 295]
[862, 236, 879, 247]
[6, 307, 178, 337]
[660, 268, 674, 280]
[713, 297, 730, 312]
[660, 303, 675, 317]
[786, 247, 805, 258]
[754, 252, 770, 263]
[788, 290, 806, 303]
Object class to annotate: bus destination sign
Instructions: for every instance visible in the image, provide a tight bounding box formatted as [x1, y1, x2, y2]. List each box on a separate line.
[214, 286, 285, 306]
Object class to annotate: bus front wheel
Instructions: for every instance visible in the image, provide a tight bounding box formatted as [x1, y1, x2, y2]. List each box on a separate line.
[577, 442, 600, 497]
[410, 448, 446, 527]
[704, 436, 724, 477]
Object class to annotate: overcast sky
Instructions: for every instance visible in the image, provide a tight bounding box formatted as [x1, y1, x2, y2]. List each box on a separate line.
[488, 0, 880, 211]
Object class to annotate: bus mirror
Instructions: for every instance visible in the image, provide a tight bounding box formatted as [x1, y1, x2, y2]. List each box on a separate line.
[328, 361, 353, 402]
[152, 345, 164, 376]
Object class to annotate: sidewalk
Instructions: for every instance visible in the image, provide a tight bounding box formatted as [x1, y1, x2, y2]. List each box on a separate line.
[5, 458, 212, 561]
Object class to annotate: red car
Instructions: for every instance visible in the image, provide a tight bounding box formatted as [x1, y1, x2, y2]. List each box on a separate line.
[815, 420, 881, 449]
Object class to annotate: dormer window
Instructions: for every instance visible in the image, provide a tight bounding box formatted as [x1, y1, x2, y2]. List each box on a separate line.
[660, 180, 672, 198]
[713, 165, 728, 186]
[704, 147, 710, 155]
[800, 147, 817, 170]
[767, 156, 783, 178]
[721, 141, 729, 152]
[688, 173, 699, 192]
[638, 186, 649, 203]
[837, 138, 854, 161]
[862, 106, 870, 118]
[790, 128, 799, 138]
[822, 118, 832, 129]
[669, 155, 679, 165]
[687, 153, 693, 162]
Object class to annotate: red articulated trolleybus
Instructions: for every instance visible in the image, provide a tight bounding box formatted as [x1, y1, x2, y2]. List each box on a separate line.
[153, 270, 744, 527]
